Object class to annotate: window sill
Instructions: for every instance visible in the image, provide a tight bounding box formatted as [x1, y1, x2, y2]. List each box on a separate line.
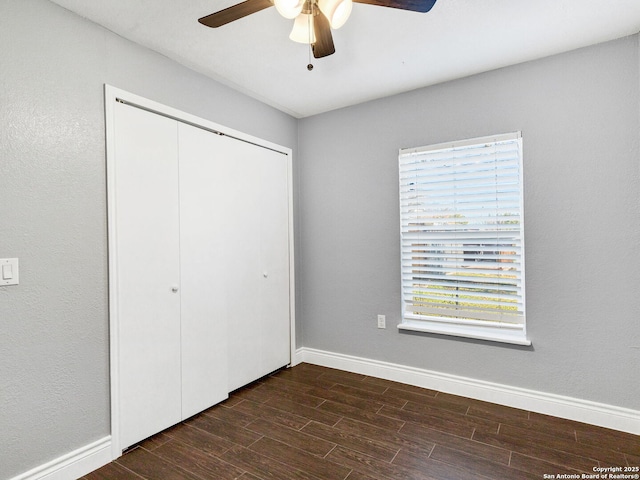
[398, 319, 532, 346]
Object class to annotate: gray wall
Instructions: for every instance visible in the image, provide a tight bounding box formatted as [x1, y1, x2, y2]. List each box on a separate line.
[1, 0, 639, 477]
[298, 35, 640, 410]
[0, 0, 297, 478]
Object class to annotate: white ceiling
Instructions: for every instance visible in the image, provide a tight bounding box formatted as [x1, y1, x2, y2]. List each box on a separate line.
[49, 0, 640, 118]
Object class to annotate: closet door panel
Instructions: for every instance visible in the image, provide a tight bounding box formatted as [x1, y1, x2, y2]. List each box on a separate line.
[113, 103, 182, 449]
[258, 150, 291, 374]
[178, 123, 229, 418]
[223, 140, 264, 391]
[227, 143, 291, 391]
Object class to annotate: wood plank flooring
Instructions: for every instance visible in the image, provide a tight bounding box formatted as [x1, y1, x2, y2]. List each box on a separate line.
[83, 363, 640, 480]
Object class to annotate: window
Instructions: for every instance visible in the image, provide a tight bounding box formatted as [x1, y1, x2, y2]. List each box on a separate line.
[398, 132, 530, 345]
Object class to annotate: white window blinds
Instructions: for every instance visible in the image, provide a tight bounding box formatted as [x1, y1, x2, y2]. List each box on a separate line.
[399, 133, 528, 344]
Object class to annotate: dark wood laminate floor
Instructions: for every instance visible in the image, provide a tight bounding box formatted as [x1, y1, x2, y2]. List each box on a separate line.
[83, 363, 640, 480]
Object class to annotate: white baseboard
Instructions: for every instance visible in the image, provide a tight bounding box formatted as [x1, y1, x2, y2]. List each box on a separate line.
[295, 347, 640, 435]
[11, 436, 112, 480]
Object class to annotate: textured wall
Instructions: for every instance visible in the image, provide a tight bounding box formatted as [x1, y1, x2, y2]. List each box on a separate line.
[1, 0, 638, 477]
[298, 35, 640, 410]
[0, 1, 296, 478]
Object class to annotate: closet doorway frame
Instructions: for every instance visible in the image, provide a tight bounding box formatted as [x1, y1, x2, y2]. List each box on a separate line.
[104, 84, 296, 459]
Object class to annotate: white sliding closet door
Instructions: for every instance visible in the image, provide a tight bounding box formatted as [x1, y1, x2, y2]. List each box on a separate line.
[113, 104, 230, 449]
[178, 123, 229, 419]
[257, 148, 291, 379]
[224, 140, 291, 392]
[113, 102, 182, 449]
[109, 87, 292, 453]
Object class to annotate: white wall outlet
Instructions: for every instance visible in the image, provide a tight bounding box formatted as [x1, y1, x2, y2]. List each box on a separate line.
[377, 314, 386, 329]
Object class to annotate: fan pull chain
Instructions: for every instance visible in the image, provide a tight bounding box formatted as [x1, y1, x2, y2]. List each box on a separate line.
[307, 11, 314, 71]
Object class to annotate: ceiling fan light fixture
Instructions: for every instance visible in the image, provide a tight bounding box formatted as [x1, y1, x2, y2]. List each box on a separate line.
[198, 0, 437, 59]
[318, 0, 352, 29]
[289, 13, 316, 43]
[274, 0, 305, 19]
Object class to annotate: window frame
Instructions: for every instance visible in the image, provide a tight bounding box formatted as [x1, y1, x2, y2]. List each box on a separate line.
[397, 132, 530, 346]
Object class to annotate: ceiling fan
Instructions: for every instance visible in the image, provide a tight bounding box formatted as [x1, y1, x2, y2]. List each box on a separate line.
[198, 0, 437, 60]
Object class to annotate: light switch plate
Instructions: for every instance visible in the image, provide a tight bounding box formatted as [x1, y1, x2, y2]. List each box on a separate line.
[1, 258, 19, 286]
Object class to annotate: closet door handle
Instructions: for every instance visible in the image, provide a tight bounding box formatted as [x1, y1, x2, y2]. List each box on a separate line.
[171, 285, 179, 293]
[263, 271, 268, 278]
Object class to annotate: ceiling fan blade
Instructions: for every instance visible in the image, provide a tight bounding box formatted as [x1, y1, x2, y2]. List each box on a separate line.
[198, 0, 274, 28]
[312, 10, 335, 58]
[352, 0, 436, 13]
